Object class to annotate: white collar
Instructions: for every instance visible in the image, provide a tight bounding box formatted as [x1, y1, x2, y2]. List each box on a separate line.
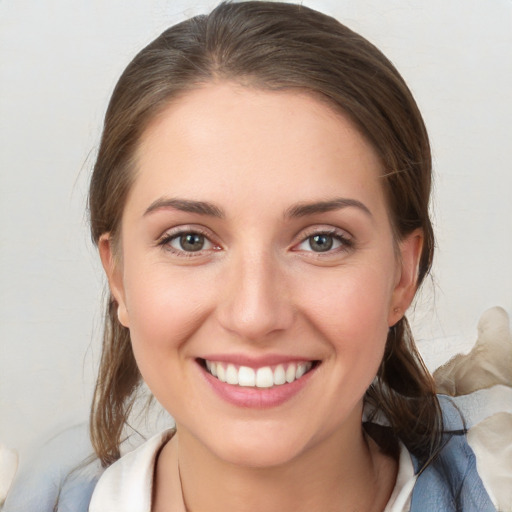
[383, 442, 417, 512]
[89, 429, 176, 512]
[89, 428, 416, 512]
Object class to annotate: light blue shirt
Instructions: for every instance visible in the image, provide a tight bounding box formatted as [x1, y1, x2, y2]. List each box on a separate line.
[3, 398, 496, 511]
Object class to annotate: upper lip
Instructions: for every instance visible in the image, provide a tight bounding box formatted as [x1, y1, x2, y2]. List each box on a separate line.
[198, 354, 318, 368]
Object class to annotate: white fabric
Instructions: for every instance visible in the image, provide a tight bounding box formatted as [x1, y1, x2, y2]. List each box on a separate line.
[382, 443, 416, 512]
[89, 430, 174, 512]
[467, 412, 512, 510]
[89, 429, 417, 512]
[89, 418, 512, 512]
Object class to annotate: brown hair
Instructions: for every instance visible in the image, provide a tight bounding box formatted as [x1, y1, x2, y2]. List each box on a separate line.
[89, 1, 442, 468]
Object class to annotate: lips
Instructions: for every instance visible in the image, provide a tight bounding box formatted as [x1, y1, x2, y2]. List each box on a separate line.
[197, 356, 320, 408]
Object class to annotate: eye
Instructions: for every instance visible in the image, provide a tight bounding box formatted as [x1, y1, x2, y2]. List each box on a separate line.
[294, 229, 353, 254]
[305, 234, 338, 252]
[158, 228, 217, 255]
[170, 233, 210, 252]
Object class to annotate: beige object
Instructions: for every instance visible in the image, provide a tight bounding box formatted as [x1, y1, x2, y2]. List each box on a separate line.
[467, 412, 512, 511]
[0, 443, 18, 506]
[434, 307, 512, 396]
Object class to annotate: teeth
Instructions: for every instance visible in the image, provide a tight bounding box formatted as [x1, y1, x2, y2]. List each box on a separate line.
[226, 364, 238, 385]
[256, 367, 274, 388]
[296, 363, 307, 379]
[273, 364, 286, 385]
[205, 360, 313, 388]
[216, 364, 226, 383]
[285, 363, 296, 383]
[238, 366, 255, 387]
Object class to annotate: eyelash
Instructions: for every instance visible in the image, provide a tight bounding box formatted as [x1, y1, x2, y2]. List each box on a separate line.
[156, 226, 354, 257]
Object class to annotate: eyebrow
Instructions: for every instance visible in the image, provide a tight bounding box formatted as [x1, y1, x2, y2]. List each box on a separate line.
[144, 198, 225, 218]
[143, 196, 372, 220]
[285, 198, 373, 218]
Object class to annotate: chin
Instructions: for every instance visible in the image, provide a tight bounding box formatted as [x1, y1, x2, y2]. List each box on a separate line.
[214, 437, 305, 469]
[196, 418, 317, 469]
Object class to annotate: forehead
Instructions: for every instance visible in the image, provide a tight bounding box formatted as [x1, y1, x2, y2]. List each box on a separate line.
[129, 82, 387, 219]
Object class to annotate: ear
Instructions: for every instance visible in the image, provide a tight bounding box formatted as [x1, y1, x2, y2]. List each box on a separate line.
[98, 233, 130, 327]
[388, 228, 424, 327]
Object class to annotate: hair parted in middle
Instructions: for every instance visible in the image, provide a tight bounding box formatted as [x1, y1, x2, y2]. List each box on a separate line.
[89, 1, 442, 469]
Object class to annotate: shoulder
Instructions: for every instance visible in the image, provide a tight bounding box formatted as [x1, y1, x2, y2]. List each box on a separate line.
[88, 429, 174, 512]
[409, 397, 497, 512]
[4, 425, 174, 512]
[2, 423, 103, 512]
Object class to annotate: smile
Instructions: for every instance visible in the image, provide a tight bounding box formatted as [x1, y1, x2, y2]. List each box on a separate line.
[202, 359, 315, 388]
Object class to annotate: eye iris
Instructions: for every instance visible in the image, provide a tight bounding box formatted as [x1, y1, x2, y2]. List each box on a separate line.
[180, 233, 204, 251]
[309, 234, 333, 252]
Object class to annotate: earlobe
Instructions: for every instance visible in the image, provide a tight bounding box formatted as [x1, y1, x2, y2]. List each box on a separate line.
[388, 229, 424, 326]
[98, 233, 130, 327]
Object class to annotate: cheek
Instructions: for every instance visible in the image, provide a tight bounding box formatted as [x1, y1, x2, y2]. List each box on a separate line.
[121, 262, 212, 377]
[120, 269, 212, 420]
[295, 264, 393, 373]
[299, 264, 393, 329]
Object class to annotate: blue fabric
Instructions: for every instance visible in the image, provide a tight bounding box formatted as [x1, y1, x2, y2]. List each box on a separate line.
[4, 399, 497, 511]
[2, 423, 102, 512]
[410, 397, 496, 511]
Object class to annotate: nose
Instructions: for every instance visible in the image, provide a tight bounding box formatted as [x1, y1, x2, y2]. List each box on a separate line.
[216, 248, 295, 342]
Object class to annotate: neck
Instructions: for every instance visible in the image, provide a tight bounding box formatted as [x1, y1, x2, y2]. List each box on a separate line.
[153, 418, 397, 512]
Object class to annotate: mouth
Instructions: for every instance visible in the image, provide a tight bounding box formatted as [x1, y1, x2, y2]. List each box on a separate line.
[198, 358, 319, 389]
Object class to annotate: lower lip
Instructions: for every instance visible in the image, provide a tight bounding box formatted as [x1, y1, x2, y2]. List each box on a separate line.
[199, 362, 317, 409]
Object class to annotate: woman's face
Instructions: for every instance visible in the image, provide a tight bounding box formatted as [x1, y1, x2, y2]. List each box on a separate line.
[102, 83, 421, 467]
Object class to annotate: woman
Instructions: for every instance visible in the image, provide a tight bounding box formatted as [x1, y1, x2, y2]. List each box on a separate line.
[13, 1, 498, 510]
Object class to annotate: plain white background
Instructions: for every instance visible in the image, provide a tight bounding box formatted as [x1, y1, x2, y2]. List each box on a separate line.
[1, 0, 511, 460]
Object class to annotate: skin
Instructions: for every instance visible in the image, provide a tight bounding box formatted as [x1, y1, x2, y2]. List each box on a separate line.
[100, 83, 423, 511]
